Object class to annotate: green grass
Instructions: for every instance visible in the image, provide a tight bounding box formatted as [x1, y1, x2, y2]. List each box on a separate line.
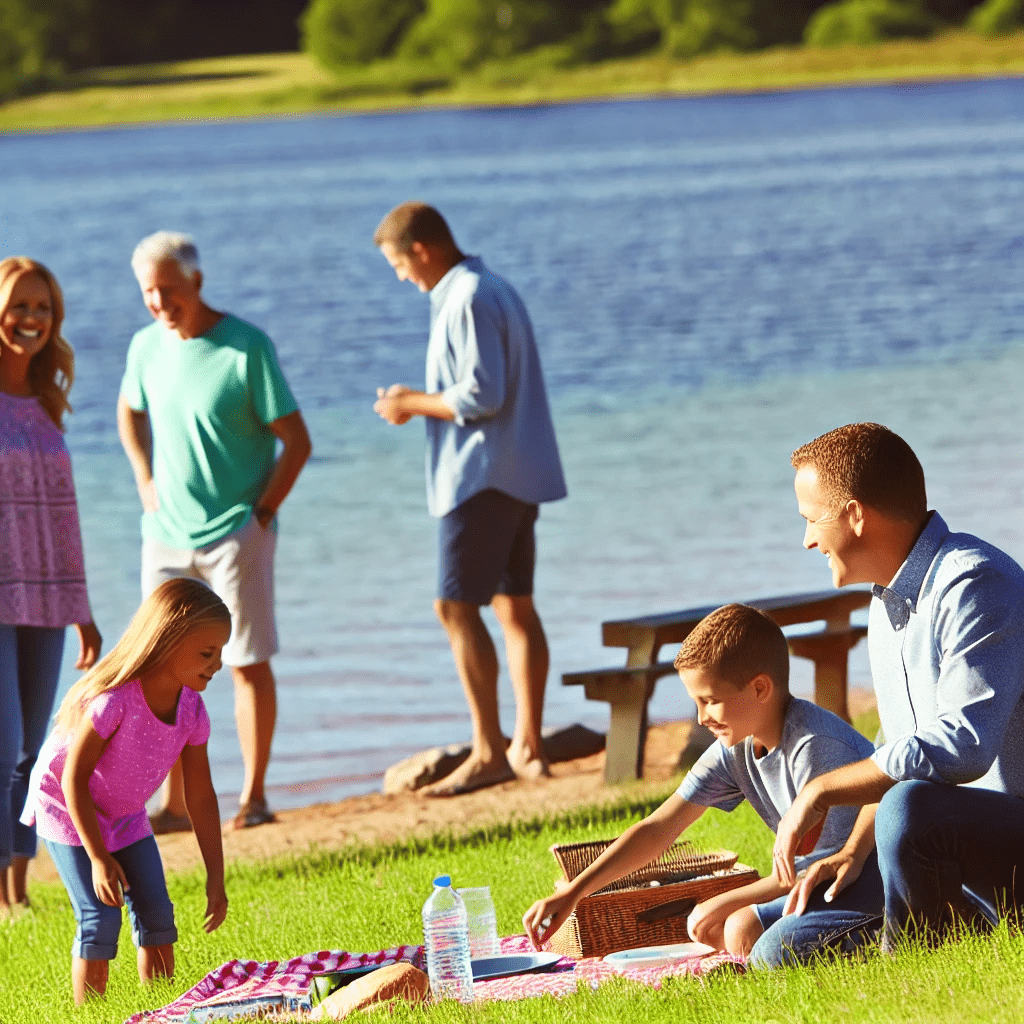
[2, 779, 1022, 1024]
[1, 28, 1024, 132]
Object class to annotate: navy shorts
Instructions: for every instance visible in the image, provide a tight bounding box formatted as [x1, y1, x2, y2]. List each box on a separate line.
[438, 489, 539, 605]
[47, 836, 177, 960]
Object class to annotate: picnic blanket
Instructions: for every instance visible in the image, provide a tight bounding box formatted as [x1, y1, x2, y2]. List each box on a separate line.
[124, 936, 745, 1023]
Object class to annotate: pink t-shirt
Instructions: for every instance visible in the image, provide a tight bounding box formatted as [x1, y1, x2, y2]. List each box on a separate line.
[23, 680, 211, 851]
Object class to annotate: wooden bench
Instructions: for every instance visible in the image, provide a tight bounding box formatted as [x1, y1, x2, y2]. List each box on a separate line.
[563, 589, 871, 784]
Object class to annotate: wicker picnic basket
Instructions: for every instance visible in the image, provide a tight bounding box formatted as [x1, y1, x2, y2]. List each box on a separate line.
[546, 839, 758, 959]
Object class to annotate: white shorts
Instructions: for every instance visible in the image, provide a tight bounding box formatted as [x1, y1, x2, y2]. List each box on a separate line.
[141, 515, 278, 668]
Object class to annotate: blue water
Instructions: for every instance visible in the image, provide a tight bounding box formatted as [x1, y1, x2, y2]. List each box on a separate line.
[2, 78, 1023, 808]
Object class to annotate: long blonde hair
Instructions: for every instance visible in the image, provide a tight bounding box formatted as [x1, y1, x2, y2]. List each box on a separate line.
[0, 257, 76, 430]
[55, 578, 231, 732]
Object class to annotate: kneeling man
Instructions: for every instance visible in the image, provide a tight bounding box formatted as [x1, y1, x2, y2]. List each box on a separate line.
[773, 422, 1024, 956]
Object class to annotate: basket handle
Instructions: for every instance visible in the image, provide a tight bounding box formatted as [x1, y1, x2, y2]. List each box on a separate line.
[635, 897, 697, 924]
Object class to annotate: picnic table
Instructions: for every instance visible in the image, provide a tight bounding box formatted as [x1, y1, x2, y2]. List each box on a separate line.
[563, 589, 872, 784]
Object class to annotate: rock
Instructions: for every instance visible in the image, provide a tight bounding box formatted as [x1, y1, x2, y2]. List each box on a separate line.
[382, 724, 606, 794]
[310, 963, 429, 1021]
[542, 723, 605, 763]
[383, 743, 471, 795]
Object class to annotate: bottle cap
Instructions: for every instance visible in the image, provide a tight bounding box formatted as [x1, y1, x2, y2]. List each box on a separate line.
[433, 875, 451, 887]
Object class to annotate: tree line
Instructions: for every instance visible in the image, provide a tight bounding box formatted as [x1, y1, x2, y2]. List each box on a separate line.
[2, 0, 1022, 101]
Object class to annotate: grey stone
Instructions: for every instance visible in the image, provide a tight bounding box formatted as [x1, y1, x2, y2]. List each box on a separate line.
[382, 723, 606, 794]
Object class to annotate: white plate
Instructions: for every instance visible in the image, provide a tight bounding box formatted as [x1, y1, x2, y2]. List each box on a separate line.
[602, 942, 716, 971]
[470, 952, 564, 980]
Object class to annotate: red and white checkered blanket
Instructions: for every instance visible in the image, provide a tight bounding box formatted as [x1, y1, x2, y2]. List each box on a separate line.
[124, 935, 745, 1022]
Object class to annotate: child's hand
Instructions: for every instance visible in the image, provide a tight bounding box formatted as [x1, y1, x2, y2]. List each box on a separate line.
[204, 887, 229, 933]
[522, 890, 577, 950]
[92, 855, 129, 908]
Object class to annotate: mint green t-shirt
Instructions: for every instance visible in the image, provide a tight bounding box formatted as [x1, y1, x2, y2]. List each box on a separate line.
[120, 313, 298, 550]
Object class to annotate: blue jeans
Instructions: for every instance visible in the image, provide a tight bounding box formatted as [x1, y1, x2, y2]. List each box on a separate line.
[875, 780, 1024, 946]
[47, 837, 177, 959]
[0, 624, 65, 869]
[748, 850, 885, 968]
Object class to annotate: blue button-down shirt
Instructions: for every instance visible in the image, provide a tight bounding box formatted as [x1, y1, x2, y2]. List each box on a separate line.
[424, 256, 567, 518]
[868, 511, 1024, 797]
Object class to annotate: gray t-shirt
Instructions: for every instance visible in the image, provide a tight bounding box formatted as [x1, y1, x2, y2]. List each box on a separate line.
[677, 697, 874, 873]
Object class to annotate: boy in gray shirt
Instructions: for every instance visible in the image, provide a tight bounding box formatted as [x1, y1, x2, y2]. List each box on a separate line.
[523, 603, 883, 965]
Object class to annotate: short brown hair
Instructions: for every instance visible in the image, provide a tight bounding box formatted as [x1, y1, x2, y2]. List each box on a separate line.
[791, 422, 927, 524]
[674, 603, 789, 692]
[373, 202, 457, 253]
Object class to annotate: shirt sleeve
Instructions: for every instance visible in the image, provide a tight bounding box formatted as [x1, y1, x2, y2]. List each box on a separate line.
[871, 565, 1024, 785]
[440, 294, 507, 426]
[119, 331, 147, 411]
[247, 328, 298, 426]
[676, 742, 745, 811]
[187, 696, 212, 746]
[88, 690, 126, 740]
[790, 733, 872, 793]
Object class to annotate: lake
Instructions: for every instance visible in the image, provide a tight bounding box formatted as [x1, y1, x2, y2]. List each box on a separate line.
[2, 77, 1023, 809]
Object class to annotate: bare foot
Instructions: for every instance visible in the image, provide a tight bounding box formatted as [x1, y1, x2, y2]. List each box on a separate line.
[507, 745, 551, 780]
[423, 756, 516, 797]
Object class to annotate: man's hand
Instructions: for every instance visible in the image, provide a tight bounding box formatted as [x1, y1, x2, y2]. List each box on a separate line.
[73, 621, 102, 670]
[773, 784, 826, 887]
[522, 889, 578, 950]
[138, 477, 160, 513]
[92, 854, 129, 908]
[204, 886, 229, 933]
[783, 847, 864, 917]
[374, 385, 413, 425]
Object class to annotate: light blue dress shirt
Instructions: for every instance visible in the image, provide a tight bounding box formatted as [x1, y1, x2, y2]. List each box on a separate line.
[424, 256, 567, 518]
[868, 511, 1024, 798]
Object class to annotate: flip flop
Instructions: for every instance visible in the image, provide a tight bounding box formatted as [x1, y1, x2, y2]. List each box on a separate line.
[149, 809, 193, 834]
[230, 798, 277, 829]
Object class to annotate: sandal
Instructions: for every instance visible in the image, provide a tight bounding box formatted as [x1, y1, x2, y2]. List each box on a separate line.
[230, 798, 276, 830]
[149, 809, 193, 835]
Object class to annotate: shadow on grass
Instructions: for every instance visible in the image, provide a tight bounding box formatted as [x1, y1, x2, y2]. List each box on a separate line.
[80, 68, 271, 89]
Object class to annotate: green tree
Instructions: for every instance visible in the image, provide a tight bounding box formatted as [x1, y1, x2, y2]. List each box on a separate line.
[0, 0, 98, 99]
[606, 0, 757, 57]
[968, 0, 1024, 34]
[804, 0, 938, 45]
[397, 0, 567, 69]
[302, 0, 425, 68]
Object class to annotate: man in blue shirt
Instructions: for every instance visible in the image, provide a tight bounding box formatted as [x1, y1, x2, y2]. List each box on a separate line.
[372, 203, 567, 796]
[772, 422, 1024, 955]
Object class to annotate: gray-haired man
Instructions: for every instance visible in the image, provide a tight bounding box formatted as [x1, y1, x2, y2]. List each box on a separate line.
[117, 232, 311, 830]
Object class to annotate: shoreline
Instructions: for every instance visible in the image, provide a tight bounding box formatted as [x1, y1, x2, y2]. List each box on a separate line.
[1, 31, 1023, 134]
[26, 688, 877, 887]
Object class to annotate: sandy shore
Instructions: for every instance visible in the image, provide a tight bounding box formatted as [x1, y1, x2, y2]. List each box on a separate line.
[28, 689, 876, 886]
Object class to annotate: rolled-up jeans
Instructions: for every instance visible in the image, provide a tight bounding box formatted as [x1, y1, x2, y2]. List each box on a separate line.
[748, 849, 885, 968]
[0, 624, 66, 869]
[875, 779, 1024, 947]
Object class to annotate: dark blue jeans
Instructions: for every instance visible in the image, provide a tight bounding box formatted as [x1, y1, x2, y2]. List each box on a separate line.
[875, 779, 1024, 946]
[748, 850, 885, 968]
[0, 624, 66, 868]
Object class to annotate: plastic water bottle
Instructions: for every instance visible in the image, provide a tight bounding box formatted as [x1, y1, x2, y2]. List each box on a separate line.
[422, 875, 475, 1002]
[457, 886, 500, 958]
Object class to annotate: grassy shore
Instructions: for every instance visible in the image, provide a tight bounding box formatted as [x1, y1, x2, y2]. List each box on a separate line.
[1, 29, 1023, 133]
[2, 788, 1021, 1024]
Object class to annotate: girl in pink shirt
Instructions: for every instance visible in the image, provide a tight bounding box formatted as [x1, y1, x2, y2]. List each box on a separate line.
[24, 578, 230, 1005]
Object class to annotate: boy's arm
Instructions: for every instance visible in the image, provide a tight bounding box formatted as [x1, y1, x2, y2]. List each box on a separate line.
[181, 743, 228, 933]
[62, 721, 129, 908]
[522, 794, 705, 949]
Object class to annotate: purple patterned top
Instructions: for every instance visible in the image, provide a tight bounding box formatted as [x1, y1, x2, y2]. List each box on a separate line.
[0, 391, 91, 626]
[24, 680, 211, 851]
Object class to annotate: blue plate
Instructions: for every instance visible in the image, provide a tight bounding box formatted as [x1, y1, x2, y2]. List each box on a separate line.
[470, 953, 565, 980]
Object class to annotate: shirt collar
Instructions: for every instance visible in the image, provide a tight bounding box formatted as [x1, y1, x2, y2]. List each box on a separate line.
[871, 510, 948, 617]
[429, 255, 480, 311]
